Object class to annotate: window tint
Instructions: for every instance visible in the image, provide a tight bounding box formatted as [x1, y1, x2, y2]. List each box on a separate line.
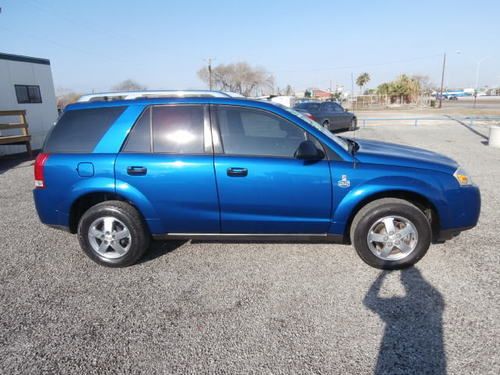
[152, 106, 204, 153]
[322, 102, 335, 112]
[122, 107, 151, 152]
[333, 103, 344, 112]
[43, 107, 126, 153]
[15, 85, 42, 103]
[297, 103, 320, 111]
[217, 106, 307, 157]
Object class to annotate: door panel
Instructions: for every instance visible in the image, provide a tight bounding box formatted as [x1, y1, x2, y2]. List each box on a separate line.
[215, 156, 332, 233]
[115, 154, 219, 233]
[213, 105, 332, 234]
[115, 104, 219, 234]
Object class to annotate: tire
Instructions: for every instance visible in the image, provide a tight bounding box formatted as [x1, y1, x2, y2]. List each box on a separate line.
[322, 120, 330, 129]
[77, 200, 150, 267]
[350, 198, 431, 270]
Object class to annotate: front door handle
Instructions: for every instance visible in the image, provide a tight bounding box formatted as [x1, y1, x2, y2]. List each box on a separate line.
[127, 166, 147, 176]
[227, 167, 248, 177]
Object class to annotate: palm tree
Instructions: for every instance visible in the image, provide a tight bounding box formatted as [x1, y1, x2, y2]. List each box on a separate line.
[356, 73, 371, 94]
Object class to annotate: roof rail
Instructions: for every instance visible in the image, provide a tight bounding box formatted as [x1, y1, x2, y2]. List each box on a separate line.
[76, 90, 243, 102]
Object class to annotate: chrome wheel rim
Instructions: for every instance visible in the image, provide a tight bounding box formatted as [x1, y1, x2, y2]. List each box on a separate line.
[88, 217, 131, 259]
[367, 215, 418, 261]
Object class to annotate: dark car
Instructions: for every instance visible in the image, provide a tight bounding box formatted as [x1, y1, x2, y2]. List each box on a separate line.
[294, 101, 356, 131]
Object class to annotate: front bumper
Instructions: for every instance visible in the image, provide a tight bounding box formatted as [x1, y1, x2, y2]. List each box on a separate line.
[437, 185, 481, 241]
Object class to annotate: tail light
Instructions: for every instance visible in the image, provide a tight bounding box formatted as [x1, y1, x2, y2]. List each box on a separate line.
[34, 153, 49, 188]
[305, 112, 317, 121]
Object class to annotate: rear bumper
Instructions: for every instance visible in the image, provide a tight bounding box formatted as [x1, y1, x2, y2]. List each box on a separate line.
[33, 189, 70, 229]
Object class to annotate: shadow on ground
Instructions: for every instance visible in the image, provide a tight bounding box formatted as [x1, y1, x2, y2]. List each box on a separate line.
[364, 268, 446, 374]
[139, 240, 188, 263]
[0, 151, 37, 175]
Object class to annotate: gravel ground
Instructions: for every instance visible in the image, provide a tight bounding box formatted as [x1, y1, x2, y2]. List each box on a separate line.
[0, 122, 499, 374]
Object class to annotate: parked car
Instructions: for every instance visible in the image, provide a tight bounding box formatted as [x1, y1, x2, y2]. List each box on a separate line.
[33, 91, 480, 270]
[294, 101, 356, 131]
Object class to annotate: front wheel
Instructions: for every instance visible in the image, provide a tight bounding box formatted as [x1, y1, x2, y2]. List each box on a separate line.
[77, 200, 150, 267]
[350, 198, 431, 269]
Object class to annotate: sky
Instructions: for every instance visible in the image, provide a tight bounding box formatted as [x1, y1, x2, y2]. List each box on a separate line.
[1, 0, 499, 94]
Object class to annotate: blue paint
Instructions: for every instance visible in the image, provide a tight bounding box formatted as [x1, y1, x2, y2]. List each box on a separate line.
[34, 97, 480, 242]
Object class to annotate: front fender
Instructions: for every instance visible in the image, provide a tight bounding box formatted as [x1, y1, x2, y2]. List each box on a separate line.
[329, 175, 447, 235]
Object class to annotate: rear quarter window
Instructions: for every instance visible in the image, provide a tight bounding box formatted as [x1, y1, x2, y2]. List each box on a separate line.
[43, 107, 126, 153]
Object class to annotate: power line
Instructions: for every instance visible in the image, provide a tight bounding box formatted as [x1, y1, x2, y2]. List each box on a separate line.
[273, 54, 443, 73]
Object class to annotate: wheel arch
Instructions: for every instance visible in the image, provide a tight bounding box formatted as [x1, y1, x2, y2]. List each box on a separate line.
[343, 190, 440, 243]
[69, 192, 148, 234]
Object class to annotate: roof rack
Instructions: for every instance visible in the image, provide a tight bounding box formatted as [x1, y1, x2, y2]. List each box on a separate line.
[77, 90, 244, 102]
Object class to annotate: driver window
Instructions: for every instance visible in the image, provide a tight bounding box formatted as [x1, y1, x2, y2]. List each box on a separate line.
[217, 106, 307, 158]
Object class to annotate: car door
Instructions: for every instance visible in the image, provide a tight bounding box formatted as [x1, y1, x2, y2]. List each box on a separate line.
[212, 105, 332, 234]
[320, 102, 336, 125]
[115, 104, 220, 234]
[332, 103, 351, 128]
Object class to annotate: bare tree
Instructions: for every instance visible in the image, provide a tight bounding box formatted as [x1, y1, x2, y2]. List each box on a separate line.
[197, 62, 274, 96]
[411, 75, 433, 94]
[284, 84, 294, 96]
[112, 79, 147, 91]
[56, 89, 82, 110]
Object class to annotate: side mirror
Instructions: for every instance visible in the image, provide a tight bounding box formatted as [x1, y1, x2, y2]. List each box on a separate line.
[294, 140, 324, 161]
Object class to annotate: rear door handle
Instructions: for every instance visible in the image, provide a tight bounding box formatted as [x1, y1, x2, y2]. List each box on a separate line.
[127, 166, 147, 176]
[227, 167, 248, 177]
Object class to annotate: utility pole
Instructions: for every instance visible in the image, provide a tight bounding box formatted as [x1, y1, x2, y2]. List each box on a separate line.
[351, 72, 355, 110]
[438, 52, 446, 109]
[474, 57, 487, 108]
[207, 58, 214, 90]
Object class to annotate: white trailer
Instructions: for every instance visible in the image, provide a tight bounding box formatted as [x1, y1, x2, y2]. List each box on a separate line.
[0, 52, 58, 155]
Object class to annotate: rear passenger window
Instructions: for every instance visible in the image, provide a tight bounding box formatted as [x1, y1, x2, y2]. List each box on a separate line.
[122, 107, 151, 153]
[152, 106, 204, 154]
[43, 107, 126, 153]
[217, 106, 306, 158]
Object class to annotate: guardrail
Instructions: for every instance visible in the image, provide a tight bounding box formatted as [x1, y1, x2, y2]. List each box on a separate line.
[356, 116, 500, 128]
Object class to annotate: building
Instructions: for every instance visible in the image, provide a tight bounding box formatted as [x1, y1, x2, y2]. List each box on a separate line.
[0, 52, 58, 155]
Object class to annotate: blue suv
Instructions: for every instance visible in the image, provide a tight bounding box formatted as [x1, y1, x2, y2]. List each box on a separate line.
[33, 91, 481, 269]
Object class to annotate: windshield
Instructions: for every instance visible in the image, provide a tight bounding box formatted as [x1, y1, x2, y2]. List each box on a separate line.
[281, 106, 349, 151]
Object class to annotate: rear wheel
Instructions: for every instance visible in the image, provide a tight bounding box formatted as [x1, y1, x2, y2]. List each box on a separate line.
[322, 120, 330, 129]
[350, 198, 431, 269]
[77, 200, 150, 267]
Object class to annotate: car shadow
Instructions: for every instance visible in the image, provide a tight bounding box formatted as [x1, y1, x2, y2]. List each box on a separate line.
[139, 240, 188, 264]
[364, 268, 446, 375]
[0, 151, 37, 175]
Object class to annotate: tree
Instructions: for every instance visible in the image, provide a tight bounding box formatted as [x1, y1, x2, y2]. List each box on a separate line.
[112, 79, 146, 91]
[283, 84, 294, 96]
[197, 62, 274, 96]
[376, 75, 421, 103]
[56, 91, 82, 110]
[304, 90, 312, 98]
[411, 75, 433, 95]
[356, 73, 370, 94]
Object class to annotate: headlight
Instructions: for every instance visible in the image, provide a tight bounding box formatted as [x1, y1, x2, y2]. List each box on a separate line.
[454, 167, 473, 186]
